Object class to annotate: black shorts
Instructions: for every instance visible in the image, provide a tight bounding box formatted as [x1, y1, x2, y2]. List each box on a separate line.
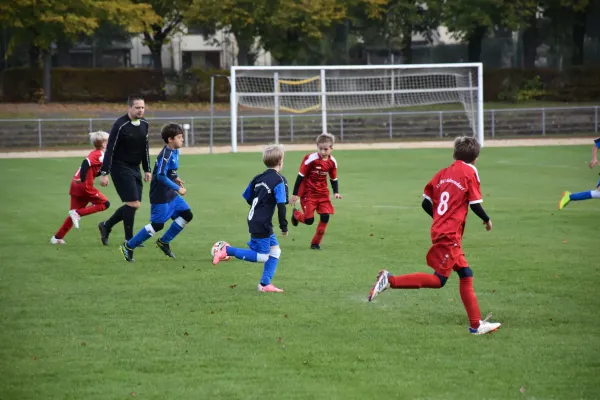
[111, 162, 143, 202]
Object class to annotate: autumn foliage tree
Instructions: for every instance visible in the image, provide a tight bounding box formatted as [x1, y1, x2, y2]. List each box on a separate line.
[0, 0, 159, 101]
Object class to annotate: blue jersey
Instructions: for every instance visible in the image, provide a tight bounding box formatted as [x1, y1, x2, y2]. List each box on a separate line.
[595, 138, 600, 148]
[243, 169, 288, 238]
[150, 146, 180, 204]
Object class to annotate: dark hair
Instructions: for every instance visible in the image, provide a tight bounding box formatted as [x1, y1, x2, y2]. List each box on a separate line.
[453, 136, 480, 163]
[128, 94, 144, 107]
[161, 123, 184, 143]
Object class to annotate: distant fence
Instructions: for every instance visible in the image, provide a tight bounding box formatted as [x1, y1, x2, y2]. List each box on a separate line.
[0, 106, 598, 150]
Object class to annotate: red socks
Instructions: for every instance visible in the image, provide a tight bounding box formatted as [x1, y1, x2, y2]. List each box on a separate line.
[311, 221, 327, 246]
[459, 277, 481, 329]
[387, 272, 482, 329]
[293, 209, 305, 223]
[389, 273, 442, 289]
[55, 203, 108, 239]
[77, 203, 107, 217]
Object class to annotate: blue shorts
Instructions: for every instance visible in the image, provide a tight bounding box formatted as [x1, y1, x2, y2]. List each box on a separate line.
[248, 234, 279, 254]
[150, 196, 190, 224]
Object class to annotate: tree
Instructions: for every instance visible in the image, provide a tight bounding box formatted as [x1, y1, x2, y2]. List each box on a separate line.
[0, 0, 159, 101]
[256, 0, 347, 64]
[539, 0, 592, 66]
[133, 0, 197, 70]
[354, 0, 441, 64]
[188, 0, 260, 66]
[443, 0, 535, 62]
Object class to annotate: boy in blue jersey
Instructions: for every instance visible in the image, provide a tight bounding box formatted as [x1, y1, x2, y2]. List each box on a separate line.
[120, 123, 192, 262]
[558, 137, 600, 210]
[212, 144, 288, 293]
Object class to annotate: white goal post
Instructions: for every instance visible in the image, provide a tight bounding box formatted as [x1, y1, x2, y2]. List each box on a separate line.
[229, 63, 484, 152]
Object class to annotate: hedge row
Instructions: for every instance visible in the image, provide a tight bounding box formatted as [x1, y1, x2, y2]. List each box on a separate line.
[2, 66, 600, 103]
[0, 68, 167, 102]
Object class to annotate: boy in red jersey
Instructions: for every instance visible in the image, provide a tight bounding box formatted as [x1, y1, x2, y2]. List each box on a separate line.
[368, 136, 501, 335]
[50, 131, 111, 244]
[289, 133, 342, 249]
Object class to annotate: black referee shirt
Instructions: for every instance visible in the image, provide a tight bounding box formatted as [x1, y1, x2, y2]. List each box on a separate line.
[101, 114, 150, 174]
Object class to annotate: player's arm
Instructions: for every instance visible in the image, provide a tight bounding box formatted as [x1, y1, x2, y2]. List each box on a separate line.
[421, 198, 433, 218]
[422, 180, 434, 218]
[470, 203, 490, 222]
[274, 181, 288, 233]
[142, 124, 151, 173]
[466, 171, 492, 230]
[590, 139, 600, 168]
[242, 182, 253, 205]
[156, 151, 181, 192]
[292, 174, 304, 196]
[100, 121, 119, 175]
[329, 166, 341, 198]
[77, 158, 90, 183]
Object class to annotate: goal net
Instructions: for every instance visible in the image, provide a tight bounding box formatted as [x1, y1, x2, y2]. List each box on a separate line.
[229, 63, 483, 152]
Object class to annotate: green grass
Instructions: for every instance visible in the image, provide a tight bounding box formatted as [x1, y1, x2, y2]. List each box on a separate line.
[0, 146, 599, 399]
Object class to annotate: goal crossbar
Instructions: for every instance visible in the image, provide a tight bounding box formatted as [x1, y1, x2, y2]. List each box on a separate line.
[230, 63, 484, 152]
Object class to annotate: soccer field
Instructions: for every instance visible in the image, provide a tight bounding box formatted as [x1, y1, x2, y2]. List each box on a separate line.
[0, 145, 598, 399]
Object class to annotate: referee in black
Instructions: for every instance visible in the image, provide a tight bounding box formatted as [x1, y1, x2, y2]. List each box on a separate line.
[98, 94, 151, 245]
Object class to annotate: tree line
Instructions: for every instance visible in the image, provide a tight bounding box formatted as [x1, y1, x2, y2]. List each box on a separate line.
[2, 0, 598, 68]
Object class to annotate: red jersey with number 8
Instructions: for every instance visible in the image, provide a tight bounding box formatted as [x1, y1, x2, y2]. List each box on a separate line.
[423, 160, 482, 242]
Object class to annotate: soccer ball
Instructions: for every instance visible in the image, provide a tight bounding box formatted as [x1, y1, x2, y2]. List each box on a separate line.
[211, 241, 231, 261]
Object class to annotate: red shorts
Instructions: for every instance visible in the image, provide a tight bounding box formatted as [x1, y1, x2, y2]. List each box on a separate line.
[69, 187, 108, 209]
[300, 196, 335, 220]
[426, 237, 468, 278]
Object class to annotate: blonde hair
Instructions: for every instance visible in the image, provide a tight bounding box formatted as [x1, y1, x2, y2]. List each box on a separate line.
[263, 144, 284, 168]
[316, 132, 335, 146]
[89, 130, 109, 149]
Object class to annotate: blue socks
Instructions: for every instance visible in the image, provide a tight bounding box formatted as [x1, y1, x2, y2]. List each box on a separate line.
[127, 227, 151, 249]
[260, 256, 279, 286]
[570, 191, 593, 201]
[161, 220, 184, 243]
[226, 247, 258, 262]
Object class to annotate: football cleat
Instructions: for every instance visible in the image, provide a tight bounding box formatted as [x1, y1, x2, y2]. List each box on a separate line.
[291, 208, 299, 227]
[120, 242, 135, 262]
[257, 283, 284, 292]
[50, 236, 66, 244]
[368, 269, 390, 302]
[98, 221, 111, 245]
[558, 191, 571, 210]
[310, 244, 321, 250]
[156, 238, 176, 259]
[69, 210, 81, 229]
[212, 241, 230, 265]
[470, 313, 501, 335]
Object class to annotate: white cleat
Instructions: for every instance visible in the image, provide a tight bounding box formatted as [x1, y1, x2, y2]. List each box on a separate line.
[470, 314, 501, 335]
[368, 269, 390, 302]
[69, 210, 81, 229]
[50, 236, 66, 244]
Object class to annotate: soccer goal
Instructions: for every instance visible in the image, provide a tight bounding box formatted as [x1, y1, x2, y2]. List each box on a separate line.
[229, 63, 484, 152]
